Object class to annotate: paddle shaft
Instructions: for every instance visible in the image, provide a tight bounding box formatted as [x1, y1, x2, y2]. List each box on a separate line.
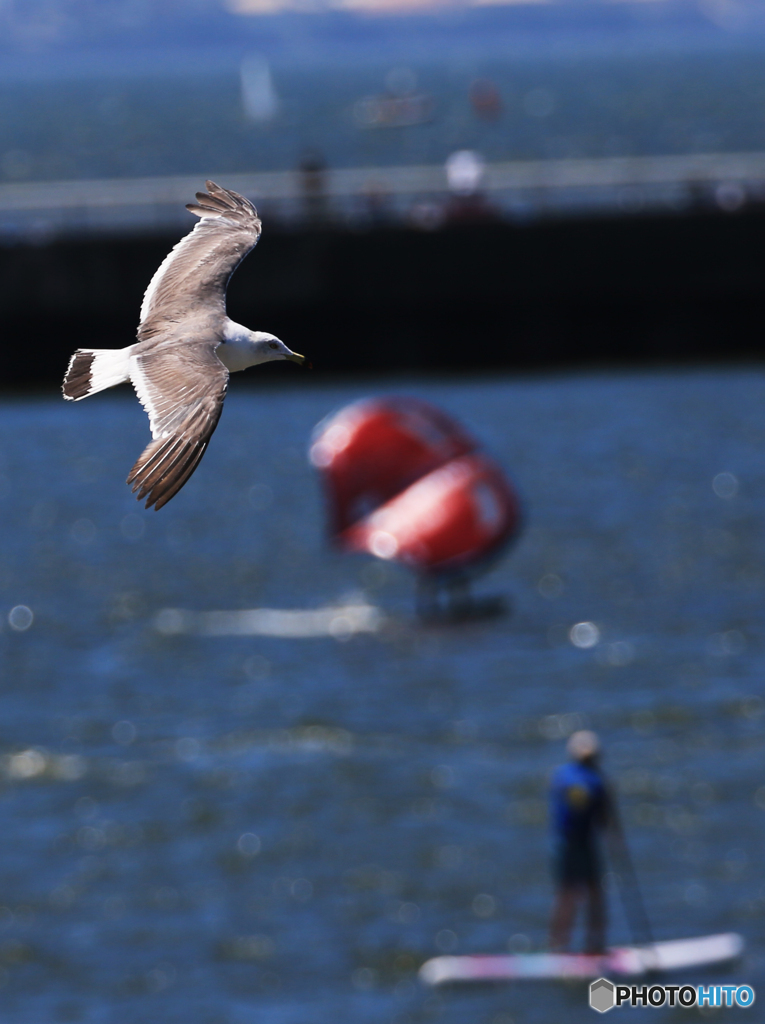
[606, 795, 654, 949]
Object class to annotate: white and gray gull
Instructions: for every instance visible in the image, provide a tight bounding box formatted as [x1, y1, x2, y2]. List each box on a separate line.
[62, 181, 305, 510]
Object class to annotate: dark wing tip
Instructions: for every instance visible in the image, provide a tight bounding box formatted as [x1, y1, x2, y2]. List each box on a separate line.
[127, 436, 208, 511]
[187, 183, 259, 223]
[205, 181, 258, 212]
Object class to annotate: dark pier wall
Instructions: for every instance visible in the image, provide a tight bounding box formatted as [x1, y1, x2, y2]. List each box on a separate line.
[2, 208, 765, 387]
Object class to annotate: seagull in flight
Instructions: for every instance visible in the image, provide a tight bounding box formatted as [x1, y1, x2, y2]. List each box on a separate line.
[62, 181, 305, 510]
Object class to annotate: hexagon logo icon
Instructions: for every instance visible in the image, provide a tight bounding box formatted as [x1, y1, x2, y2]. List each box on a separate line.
[590, 977, 616, 1013]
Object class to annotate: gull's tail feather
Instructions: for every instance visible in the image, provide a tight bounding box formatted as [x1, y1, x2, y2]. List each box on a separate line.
[63, 347, 132, 401]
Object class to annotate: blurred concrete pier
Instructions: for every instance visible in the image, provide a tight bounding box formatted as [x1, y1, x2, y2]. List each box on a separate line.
[2, 150, 765, 239]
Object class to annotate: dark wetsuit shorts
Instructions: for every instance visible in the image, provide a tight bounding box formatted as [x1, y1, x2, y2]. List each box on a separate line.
[553, 839, 602, 886]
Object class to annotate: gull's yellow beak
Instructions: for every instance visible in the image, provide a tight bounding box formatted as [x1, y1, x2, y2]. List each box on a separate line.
[285, 351, 306, 365]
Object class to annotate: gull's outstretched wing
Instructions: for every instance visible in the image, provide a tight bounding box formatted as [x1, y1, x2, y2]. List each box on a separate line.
[127, 339, 229, 510]
[138, 181, 262, 341]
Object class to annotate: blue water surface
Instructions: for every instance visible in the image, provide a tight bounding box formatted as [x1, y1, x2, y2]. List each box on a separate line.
[0, 368, 762, 1023]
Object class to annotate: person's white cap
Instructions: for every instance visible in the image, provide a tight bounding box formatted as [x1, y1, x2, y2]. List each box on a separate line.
[567, 730, 600, 761]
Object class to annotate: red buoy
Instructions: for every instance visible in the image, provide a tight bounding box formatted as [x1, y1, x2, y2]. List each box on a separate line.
[310, 397, 521, 613]
[341, 453, 518, 575]
[309, 397, 475, 536]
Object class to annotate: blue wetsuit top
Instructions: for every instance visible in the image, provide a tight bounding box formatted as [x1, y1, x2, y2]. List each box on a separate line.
[550, 761, 608, 845]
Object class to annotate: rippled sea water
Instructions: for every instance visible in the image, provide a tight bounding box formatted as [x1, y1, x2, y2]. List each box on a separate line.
[0, 368, 763, 1024]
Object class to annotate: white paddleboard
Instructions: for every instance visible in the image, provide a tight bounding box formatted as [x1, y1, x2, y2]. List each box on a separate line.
[419, 933, 744, 985]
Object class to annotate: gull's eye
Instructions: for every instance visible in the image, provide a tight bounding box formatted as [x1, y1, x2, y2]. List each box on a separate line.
[268, 342, 278, 350]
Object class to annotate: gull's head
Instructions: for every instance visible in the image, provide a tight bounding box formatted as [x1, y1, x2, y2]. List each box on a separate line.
[250, 331, 305, 366]
[219, 321, 306, 373]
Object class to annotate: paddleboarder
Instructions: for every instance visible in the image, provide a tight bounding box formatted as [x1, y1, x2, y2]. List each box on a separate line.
[418, 727, 744, 986]
[549, 730, 613, 954]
